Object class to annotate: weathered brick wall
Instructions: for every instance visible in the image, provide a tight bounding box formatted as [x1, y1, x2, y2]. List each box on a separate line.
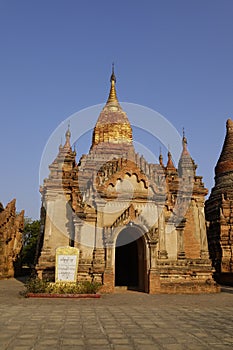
[0, 199, 24, 279]
[183, 206, 200, 258]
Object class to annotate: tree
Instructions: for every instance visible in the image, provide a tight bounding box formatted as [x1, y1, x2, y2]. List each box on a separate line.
[21, 218, 40, 267]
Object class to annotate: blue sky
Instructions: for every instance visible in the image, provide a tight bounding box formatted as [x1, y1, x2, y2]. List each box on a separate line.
[0, 0, 233, 219]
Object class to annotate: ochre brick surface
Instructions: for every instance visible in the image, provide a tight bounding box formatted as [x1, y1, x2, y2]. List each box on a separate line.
[0, 200, 24, 279]
[184, 207, 200, 259]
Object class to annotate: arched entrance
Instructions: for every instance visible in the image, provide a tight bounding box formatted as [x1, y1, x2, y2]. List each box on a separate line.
[115, 226, 145, 291]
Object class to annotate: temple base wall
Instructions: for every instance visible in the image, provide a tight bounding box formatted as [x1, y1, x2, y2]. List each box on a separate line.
[36, 255, 219, 294]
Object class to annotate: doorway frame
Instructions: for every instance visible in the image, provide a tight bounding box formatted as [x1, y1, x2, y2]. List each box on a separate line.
[113, 223, 149, 292]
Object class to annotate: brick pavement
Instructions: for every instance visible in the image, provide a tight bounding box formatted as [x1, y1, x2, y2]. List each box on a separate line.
[1, 278, 233, 350]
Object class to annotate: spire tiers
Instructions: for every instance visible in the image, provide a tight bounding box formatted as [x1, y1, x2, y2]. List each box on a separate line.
[178, 131, 196, 177]
[106, 64, 119, 105]
[215, 118, 233, 176]
[91, 67, 133, 148]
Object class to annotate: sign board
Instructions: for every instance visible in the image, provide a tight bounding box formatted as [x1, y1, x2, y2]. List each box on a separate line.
[55, 246, 79, 283]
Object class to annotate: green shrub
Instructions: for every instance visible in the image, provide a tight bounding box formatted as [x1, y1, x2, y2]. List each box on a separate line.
[24, 277, 49, 293]
[79, 281, 101, 294]
[23, 277, 101, 295]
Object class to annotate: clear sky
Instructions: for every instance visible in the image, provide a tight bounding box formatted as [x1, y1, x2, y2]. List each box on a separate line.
[0, 0, 233, 219]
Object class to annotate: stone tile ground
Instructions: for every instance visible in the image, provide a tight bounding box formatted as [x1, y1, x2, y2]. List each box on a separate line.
[1, 279, 233, 350]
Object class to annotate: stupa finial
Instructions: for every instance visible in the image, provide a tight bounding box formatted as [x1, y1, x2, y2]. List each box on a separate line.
[106, 63, 118, 104]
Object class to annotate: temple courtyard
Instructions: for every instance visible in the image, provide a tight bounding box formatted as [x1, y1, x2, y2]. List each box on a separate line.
[0, 279, 233, 350]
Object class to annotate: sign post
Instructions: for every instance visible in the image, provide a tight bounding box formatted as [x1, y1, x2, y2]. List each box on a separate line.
[55, 246, 79, 283]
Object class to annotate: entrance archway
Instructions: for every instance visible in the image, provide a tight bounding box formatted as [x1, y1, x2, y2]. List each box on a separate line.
[115, 227, 145, 291]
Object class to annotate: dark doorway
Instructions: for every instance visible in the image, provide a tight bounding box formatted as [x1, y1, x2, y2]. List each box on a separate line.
[115, 228, 144, 289]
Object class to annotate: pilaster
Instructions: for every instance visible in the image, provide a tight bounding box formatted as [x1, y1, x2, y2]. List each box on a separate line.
[158, 206, 168, 259]
[176, 219, 186, 259]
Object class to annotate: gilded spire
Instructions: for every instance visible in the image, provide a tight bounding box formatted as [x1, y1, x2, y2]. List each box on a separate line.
[111, 62, 116, 82]
[106, 63, 119, 105]
[92, 67, 133, 148]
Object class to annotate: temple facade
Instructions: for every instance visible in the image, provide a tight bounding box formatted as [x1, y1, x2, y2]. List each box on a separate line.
[0, 199, 24, 279]
[36, 69, 218, 293]
[206, 119, 233, 284]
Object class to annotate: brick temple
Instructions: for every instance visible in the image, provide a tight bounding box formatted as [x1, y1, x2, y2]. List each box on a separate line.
[36, 68, 219, 293]
[206, 119, 233, 285]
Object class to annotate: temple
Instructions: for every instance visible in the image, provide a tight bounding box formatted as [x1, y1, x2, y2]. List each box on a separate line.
[206, 119, 233, 285]
[36, 68, 218, 293]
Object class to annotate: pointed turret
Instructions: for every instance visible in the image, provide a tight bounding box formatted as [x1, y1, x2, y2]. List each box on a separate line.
[166, 151, 176, 170]
[178, 130, 195, 177]
[159, 150, 164, 167]
[215, 119, 233, 176]
[47, 126, 76, 178]
[206, 118, 233, 203]
[181, 128, 190, 157]
[64, 125, 71, 149]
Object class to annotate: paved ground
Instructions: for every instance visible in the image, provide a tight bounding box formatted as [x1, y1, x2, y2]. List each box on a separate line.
[1, 279, 233, 350]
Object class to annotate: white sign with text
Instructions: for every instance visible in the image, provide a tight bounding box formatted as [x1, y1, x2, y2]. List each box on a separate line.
[55, 247, 79, 282]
